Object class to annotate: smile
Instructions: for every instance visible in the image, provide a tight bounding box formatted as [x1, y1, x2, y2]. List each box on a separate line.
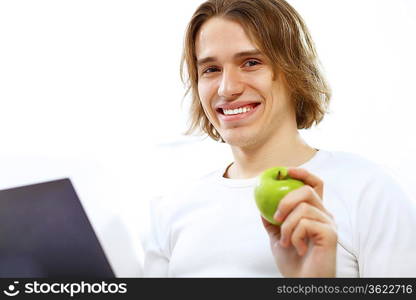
[216, 103, 261, 122]
[223, 105, 254, 115]
[217, 103, 260, 115]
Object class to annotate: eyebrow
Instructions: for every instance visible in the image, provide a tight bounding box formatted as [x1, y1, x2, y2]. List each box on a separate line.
[196, 49, 263, 66]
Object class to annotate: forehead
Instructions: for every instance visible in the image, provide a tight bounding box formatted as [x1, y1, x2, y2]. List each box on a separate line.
[195, 17, 258, 59]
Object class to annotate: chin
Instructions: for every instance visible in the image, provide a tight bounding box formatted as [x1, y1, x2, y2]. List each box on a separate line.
[221, 131, 259, 148]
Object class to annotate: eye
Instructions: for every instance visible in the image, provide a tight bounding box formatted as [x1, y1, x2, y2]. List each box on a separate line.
[243, 59, 261, 68]
[202, 66, 221, 74]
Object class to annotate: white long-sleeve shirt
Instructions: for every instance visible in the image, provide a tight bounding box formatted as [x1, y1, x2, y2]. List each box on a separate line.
[143, 150, 416, 277]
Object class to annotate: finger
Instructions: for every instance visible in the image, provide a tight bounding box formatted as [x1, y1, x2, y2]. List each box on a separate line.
[261, 216, 281, 241]
[287, 167, 324, 199]
[279, 202, 333, 248]
[291, 219, 310, 256]
[274, 185, 330, 224]
[291, 218, 337, 256]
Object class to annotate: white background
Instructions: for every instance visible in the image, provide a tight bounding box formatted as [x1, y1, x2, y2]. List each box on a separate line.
[1, 0, 415, 276]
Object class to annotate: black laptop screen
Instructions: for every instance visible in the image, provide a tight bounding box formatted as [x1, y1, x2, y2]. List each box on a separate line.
[0, 179, 114, 278]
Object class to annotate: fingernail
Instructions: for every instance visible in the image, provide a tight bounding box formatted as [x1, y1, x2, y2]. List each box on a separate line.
[279, 233, 286, 246]
[274, 210, 282, 222]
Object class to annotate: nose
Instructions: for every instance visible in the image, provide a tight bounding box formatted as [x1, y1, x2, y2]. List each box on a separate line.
[218, 67, 244, 99]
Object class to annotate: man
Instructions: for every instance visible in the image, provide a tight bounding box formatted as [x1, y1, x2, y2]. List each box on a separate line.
[143, 0, 416, 277]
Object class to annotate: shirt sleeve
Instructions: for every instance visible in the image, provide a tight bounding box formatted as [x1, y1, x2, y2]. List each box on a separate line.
[356, 169, 416, 277]
[142, 196, 170, 277]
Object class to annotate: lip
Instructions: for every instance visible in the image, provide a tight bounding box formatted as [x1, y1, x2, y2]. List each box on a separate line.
[217, 102, 261, 123]
[215, 101, 260, 110]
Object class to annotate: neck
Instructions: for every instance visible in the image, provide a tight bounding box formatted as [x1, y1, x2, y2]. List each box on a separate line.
[225, 129, 316, 179]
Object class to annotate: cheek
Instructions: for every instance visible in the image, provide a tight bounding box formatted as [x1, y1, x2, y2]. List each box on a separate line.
[245, 70, 274, 96]
[198, 80, 216, 109]
[196, 82, 216, 126]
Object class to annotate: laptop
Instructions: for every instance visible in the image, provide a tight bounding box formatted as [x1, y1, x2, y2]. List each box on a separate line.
[0, 178, 115, 278]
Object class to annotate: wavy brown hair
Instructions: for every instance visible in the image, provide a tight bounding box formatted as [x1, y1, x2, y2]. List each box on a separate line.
[181, 0, 331, 141]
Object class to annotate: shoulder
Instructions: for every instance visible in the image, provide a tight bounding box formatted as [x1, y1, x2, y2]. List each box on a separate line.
[315, 149, 412, 203]
[316, 150, 393, 182]
[319, 150, 383, 171]
[148, 166, 226, 218]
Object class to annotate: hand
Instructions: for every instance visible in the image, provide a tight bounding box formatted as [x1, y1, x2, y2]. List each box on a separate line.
[261, 167, 337, 277]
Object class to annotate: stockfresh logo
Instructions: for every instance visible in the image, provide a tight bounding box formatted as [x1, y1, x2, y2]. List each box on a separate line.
[3, 281, 20, 297]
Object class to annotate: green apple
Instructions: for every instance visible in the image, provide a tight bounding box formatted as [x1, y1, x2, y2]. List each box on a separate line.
[254, 167, 304, 225]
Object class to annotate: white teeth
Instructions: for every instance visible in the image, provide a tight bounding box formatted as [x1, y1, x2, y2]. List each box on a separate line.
[223, 106, 253, 115]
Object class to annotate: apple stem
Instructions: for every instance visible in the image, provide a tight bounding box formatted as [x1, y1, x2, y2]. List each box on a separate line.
[277, 171, 282, 180]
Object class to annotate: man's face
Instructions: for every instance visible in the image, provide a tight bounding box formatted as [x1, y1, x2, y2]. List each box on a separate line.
[195, 17, 296, 148]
